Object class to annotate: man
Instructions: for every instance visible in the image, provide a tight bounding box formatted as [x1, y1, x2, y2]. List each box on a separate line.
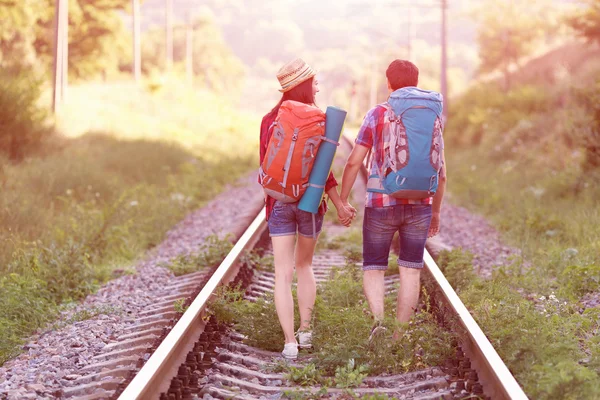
[340, 59, 447, 338]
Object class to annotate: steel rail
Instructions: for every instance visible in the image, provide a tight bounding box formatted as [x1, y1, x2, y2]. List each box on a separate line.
[120, 132, 528, 400]
[118, 207, 267, 400]
[422, 251, 528, 400]
[344, 130, 528, 399]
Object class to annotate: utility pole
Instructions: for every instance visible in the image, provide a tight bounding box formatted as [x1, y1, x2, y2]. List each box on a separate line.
[165, 0, 173, 72]
[348, 1, 448, 116]
[52, 0, 66, 113]
[132, 0, 141, 82]
[61, 0, 68, 102]
[441, 0, 448, 120]
[186, 6, 193, 84]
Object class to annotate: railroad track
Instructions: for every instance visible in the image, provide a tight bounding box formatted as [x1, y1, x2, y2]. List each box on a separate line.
[65, 136, 528, 400]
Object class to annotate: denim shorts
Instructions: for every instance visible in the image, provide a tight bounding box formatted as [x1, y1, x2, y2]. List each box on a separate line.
[363, 204, 433, 271]
[268, 200, 324, 238]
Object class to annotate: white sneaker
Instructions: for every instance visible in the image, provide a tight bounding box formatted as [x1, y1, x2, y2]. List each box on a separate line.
[296, 330, 312, 349]
[281, 343, 298, 360]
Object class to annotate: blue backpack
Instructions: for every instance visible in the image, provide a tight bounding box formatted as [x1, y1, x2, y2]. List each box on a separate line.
[367, 87, 444, 199]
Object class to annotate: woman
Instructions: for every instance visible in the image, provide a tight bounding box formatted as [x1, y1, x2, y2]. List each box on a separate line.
[259, 58, 355, 360]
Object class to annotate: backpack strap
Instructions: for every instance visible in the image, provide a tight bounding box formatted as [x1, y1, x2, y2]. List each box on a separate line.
[320, 136, 340, 146]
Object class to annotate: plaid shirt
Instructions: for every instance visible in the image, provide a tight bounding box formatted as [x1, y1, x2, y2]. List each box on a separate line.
[355, 104, 438, 208]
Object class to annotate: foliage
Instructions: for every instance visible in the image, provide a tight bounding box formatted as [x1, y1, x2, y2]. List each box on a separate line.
[439, 250, 600, 400]
[571, 80, 600, 171]
[0, 0, 41, 71]
[0, 80, 258, 365]
[473, 0, 554, 90]
[333, 359, 368, 389]
[166, 235, 234, 276]
[559, 264, 600, 297]
[568, 0, 600, 43]
[210, 287, 285, 352]
[445, 83, 551, 147]
[0, 69, 51, 160]
[0, 0, 131, 78]
[286, 363, 323, 386]
[140, 10, 245, 92]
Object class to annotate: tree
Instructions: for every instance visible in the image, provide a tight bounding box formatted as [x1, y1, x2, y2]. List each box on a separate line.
[33, 0, 131, 79]
[0, 0, 47, 72]
[569, 0, 600, 43]
[141, 9, 245, 92]
[0, 0, 131, 78]
[474, 1, 551, 91]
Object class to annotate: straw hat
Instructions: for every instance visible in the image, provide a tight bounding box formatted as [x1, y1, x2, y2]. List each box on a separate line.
[276, 58, 316, 92]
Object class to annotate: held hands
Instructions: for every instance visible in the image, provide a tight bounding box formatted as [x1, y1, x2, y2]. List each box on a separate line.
[428, 212, 441, 238]
[337, 201, 357, 227]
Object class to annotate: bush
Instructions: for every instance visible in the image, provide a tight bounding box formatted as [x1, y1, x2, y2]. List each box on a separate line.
[572, 81, 600, 171]
[446, 83, 551, 147]
[438, 250, 600, 400]
[0, 70, 50, 161]
[559, 264, 600, 297]
[0, 274, 55, 364]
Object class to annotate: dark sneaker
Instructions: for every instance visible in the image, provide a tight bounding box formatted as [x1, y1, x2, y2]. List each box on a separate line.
[368, 322, 387, 344]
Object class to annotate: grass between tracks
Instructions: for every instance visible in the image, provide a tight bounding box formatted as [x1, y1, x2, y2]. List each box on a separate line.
[440, 69, 600, 398]
[0, 81, 259, 365]
[211, 248, 457, 388]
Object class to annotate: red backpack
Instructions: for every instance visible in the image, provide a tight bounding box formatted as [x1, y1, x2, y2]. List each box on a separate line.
[259, 100, 326, 203]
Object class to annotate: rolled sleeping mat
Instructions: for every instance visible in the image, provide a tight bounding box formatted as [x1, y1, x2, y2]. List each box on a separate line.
[299, 106, 347, 214]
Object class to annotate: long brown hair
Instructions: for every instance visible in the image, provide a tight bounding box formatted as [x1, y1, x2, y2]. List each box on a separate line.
[266, 77, 315, 120]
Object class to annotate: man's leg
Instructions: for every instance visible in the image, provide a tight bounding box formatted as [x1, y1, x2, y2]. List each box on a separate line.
[363, 270, 386, 321]
[396, 205, 432, 324]
[362, 207, 397, 321]
[397, 267, 421, 323]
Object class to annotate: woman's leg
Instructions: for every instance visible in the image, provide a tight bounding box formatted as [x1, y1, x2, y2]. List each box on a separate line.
[272, 235, 297, 344]
[295, 234, 319, 331]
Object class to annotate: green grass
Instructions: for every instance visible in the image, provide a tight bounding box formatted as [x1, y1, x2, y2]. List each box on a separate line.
[0, 80, 260, 365]
[439, 250, 600, 400]
[442, 74, 600, 398]
[211, 260, 456, 378]
[165, 235, 234, 276]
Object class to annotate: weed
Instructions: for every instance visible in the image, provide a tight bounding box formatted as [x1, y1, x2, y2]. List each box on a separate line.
[334, 359, 369, 388]
[166, 235, 234, 276]
[65, 305, 119, 324]
[242, 249, 274, 272]
[361, 395, 399, 400]
[286, 363, 323, 386]
[173, 298, 188, 314]
[282, 387, 329, 400]
[209, 286, 286, 352]
[559, 264, 600, 297]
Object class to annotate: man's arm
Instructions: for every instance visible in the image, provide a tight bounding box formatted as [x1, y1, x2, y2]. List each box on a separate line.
[429, 149, 447, 237]
[340, 143, 370, 203]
